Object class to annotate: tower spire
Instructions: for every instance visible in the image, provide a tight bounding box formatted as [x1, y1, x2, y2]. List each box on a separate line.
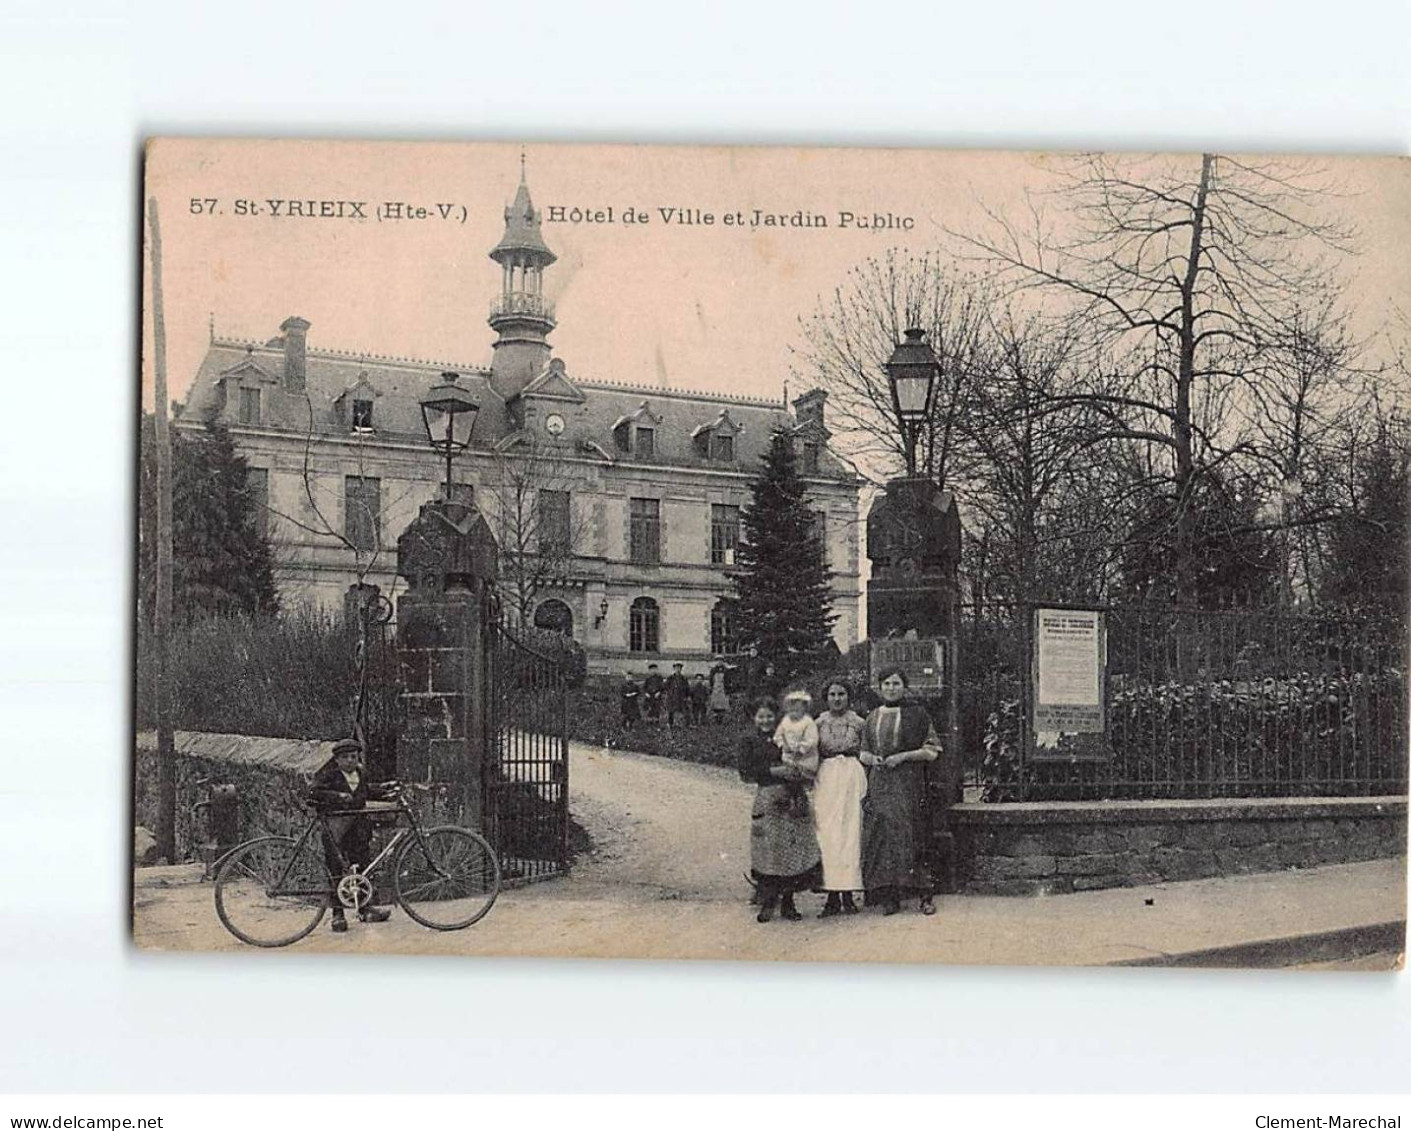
[488, 162, 557, 399]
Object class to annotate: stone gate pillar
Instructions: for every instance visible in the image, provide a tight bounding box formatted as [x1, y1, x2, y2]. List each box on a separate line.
[866, 476, 964, 889]
[394, 494, 499, 828]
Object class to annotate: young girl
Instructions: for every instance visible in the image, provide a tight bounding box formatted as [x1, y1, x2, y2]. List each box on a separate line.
[773, 689, 820, 818]
[738, 698, 821, 922]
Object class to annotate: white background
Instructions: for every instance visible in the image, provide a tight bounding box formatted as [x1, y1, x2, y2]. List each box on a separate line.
[1, 0, 1408, 1095]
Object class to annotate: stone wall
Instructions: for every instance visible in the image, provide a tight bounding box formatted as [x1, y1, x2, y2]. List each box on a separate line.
[949, 796, 1408, 895]
[133, 730, 329, 863]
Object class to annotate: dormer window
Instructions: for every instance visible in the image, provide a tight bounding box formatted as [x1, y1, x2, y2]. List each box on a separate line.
[693, 409, 742, 463]
[337, 372, 383, 435]
[611, 401, 664, 461]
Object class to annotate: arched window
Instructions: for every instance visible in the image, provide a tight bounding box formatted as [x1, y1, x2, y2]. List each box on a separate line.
[533, 598, 574, 637]
[629, 596, 660, 653]
[711, 598, 740, 656]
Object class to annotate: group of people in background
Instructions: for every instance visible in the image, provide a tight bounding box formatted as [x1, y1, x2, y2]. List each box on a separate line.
[739, 668, 942, 922]
[619, 661, 734, 728]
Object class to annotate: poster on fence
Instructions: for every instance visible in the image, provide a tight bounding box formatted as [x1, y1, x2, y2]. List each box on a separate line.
[1032, 607, 1106, 735]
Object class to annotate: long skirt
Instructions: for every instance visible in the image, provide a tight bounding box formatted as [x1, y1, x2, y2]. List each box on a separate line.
[861, 762, 931, 894]
[750, 783, 822, 893]
[813, 756, 866, 891]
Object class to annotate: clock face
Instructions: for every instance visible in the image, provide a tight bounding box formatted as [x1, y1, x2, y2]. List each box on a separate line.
[545, 413, 566, 437]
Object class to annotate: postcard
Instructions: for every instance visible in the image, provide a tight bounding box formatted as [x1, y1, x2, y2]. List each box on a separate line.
[134, 139, 1408, 967]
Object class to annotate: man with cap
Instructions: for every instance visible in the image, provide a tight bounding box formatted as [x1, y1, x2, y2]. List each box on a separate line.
[664, 662, 692, 729]
[307, 737, 397, 933]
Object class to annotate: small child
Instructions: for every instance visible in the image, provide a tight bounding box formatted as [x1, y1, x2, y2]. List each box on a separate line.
[773, 689, 819, 817]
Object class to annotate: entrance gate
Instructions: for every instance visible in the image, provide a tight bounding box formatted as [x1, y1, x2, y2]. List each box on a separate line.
[483, 612, 570, 880]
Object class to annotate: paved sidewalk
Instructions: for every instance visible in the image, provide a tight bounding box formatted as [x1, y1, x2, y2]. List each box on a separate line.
[132, 854, 1406, 967]
[131, 741, 1408, 968]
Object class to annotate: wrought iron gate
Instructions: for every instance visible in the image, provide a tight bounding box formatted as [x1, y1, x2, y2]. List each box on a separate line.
[483, 614, 570, 880]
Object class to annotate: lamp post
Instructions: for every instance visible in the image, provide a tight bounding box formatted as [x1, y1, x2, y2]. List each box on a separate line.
[884, 327, 941, 477]
[595, 595, 609, 629]
[420, 371, 480, 497]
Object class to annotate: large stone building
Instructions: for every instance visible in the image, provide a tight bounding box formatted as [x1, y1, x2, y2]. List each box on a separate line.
[177, 171, 862, 673]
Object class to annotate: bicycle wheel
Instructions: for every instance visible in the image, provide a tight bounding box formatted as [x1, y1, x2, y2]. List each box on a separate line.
[214, 835, 331, 947]
[394, 826, 501, 930]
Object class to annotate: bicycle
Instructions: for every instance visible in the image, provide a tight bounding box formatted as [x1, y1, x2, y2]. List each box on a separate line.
[213, 783, 501, 948]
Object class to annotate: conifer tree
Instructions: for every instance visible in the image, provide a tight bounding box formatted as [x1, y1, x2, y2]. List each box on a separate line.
[733, 430, 837, 683]
[139, 418, 279, 621]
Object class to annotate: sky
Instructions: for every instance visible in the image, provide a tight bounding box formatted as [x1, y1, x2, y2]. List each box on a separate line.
[142, 140, 1411, 411]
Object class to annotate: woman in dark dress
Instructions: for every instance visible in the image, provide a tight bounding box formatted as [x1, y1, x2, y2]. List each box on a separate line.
[738, 698, 821, 922]
[860, 668, 941, 916]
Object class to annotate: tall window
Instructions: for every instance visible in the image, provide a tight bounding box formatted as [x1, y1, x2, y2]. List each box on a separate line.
[629, 596, 660, 653]
[710, 431, 734, 462]
[629, 497, 661, 564]
[534, 598, 574, 637]
[238, 387, 261, 425]
[711, 598, 739, 655]
[812, 509, 828, 567]
[246, 467, 269, 540]
[710, 504, 741, 566]
[537, 489, 571, 554]
[635, 426, 655, 459]
[345, 475, 381, 553]
[351, 398, 374, 431]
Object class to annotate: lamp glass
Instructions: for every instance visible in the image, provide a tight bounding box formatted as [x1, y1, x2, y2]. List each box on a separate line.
[893, 370, 933, 420]
[420, 373, 479, 451]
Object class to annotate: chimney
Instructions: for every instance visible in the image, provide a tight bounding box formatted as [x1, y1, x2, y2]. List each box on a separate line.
[793, 388, 828, 434]
[280, 316, 310, 392]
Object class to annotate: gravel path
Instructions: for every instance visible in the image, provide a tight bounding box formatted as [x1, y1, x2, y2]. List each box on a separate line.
[563, 740, 752, 903]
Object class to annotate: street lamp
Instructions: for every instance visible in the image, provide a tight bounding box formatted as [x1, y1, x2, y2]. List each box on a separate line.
[420, 371, 480, 496]
[884, 327, 941, 477]
[595, 596, 609, 628]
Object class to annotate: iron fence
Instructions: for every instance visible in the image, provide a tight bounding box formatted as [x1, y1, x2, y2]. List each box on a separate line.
[960, 602, 1409, 802]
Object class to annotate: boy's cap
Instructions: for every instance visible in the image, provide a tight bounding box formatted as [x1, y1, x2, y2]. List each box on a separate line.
[332, 738, 363, 756]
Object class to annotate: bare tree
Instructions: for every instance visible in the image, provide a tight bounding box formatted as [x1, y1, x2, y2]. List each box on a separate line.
[793, 249, 992, 488]
[795, 251, 1123, 605]
[960, 305, 1118, 604]
[960, 153, 1356, 602]
[480, 435, 595, 628]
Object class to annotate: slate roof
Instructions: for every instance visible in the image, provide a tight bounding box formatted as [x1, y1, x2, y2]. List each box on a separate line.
[181, 331, 854, 479]
[491, 178, 556, 264]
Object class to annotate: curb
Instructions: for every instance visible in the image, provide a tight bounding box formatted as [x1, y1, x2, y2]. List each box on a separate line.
[1111, 920, 1406, 968]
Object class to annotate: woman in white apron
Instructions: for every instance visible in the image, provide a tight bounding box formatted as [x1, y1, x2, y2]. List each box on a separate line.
[813, 680, 867, 916]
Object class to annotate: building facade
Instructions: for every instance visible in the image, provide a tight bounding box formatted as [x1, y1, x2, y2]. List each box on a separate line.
[177, 172, 862, 673]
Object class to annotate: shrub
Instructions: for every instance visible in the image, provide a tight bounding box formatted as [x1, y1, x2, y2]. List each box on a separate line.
[565, 680, 745, 767]
[513, 625, 587, 688]
[137, 607, 357, 740]
[979, 670, 1408, 801]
